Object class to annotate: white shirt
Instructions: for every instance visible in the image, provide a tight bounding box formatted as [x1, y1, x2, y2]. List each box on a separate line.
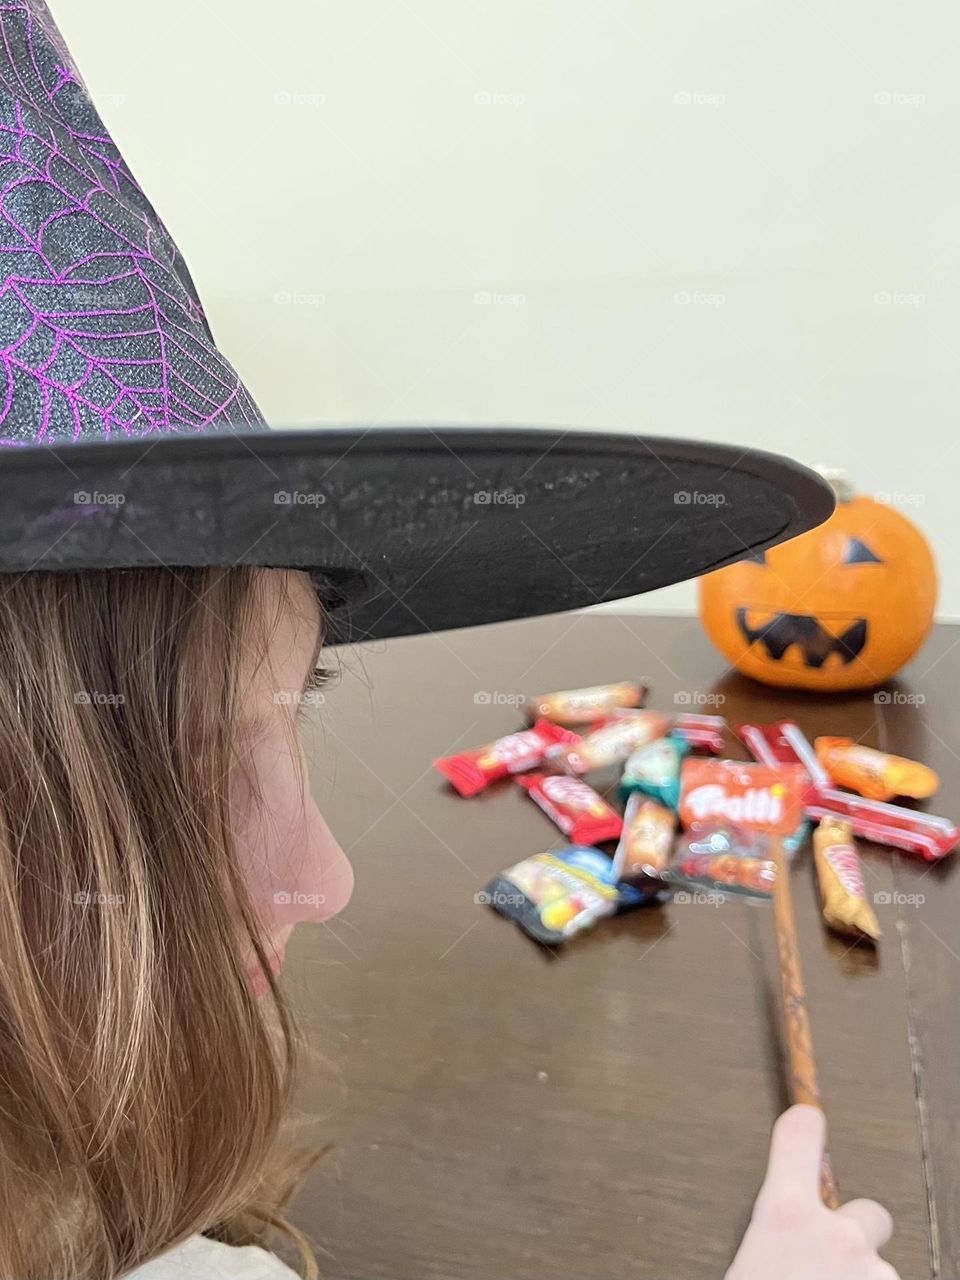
[124, 1234, 300, 1280]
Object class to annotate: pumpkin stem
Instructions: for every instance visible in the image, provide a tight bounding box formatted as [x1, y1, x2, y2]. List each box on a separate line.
[814, 466, 855, 504]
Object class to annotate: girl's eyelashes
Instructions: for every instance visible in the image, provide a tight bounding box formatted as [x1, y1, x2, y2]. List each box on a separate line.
[297, 667, 330, 722]
[304, 666, 330, 693]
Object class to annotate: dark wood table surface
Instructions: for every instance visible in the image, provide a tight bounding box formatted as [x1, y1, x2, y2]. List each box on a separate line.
[287, 613, 960, 1280]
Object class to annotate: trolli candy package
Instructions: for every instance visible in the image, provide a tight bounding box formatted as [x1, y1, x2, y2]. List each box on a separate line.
[517, 773, 623, 846]
[524, 681, 648, 725]
[481, 846, 663, 946]
[620, 733, 689, 810]
[547, 710, 670, 776]
[668, 823, 777, 898]
[679, 759, 807, 837]
[434, 720, 579, 797]
[611, 793, 676, 881]
[814, 737, 940, 803]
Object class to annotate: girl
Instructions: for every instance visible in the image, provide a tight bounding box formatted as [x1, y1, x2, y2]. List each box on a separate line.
[0, 3, 897, 1277]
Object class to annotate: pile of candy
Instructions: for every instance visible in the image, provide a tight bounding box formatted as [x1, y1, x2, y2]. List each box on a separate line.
[433, 682, 958, 948]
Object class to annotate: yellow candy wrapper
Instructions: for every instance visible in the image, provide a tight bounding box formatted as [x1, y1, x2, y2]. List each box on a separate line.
[813, 817, 881, 942]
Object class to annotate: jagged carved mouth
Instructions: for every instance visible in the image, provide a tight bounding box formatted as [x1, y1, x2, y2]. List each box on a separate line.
[736, 608, 868, 668]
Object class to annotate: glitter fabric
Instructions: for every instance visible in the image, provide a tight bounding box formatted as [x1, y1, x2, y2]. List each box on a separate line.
[0, 1, 265, 444]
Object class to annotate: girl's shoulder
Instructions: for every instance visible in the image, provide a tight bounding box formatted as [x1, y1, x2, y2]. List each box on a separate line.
[125, 1234, 301, 1280]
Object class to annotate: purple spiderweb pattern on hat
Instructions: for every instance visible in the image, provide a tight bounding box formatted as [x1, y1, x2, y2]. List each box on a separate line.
[0, 1, 265, 445]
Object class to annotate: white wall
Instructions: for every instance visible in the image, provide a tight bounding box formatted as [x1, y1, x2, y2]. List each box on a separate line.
[55, 0, 960, 615]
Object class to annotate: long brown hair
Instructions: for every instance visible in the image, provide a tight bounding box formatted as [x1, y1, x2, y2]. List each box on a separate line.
[0, 565, 317, 1279]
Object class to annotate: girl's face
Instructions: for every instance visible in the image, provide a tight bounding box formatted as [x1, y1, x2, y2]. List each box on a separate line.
[230, 570, 354, 996]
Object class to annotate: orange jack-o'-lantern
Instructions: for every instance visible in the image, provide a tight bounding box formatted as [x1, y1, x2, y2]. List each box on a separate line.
[698, 477, 937, 691]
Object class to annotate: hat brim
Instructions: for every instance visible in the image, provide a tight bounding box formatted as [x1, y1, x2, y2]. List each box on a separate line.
[0, 426, 833, 642]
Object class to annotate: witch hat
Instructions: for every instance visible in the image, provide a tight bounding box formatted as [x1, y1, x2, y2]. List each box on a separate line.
[0, 3, 833, 642]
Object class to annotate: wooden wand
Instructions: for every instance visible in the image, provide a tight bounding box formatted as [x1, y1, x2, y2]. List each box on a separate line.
[769, 836, 840, 1209]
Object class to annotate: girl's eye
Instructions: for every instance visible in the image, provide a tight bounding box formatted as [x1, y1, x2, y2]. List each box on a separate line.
[297, 666, 330, 722]
[304, 667, 329, 693]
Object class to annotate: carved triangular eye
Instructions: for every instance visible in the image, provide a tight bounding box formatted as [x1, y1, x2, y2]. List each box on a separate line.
[844, 537, 883, 565]
[745, 549, 768, 565]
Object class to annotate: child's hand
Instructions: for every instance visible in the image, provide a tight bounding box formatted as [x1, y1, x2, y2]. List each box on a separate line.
[726, 1106, 899, 1280]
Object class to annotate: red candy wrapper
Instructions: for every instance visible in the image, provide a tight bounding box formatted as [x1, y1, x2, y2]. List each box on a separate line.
[679, 758, 806, 836]
[434, 720, 579, 797]
[517, 773, 624, 845]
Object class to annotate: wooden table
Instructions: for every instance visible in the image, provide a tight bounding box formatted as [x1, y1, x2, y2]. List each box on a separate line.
[288, 613, 959, 1280]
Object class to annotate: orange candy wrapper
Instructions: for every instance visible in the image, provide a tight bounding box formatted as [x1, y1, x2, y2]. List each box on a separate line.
[612, 793, 676, 881]
[814, 737, 939, 803]
[679, 759, 807, 837]
[525, 681, 648, 725]
[813, 816, 881, 942]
